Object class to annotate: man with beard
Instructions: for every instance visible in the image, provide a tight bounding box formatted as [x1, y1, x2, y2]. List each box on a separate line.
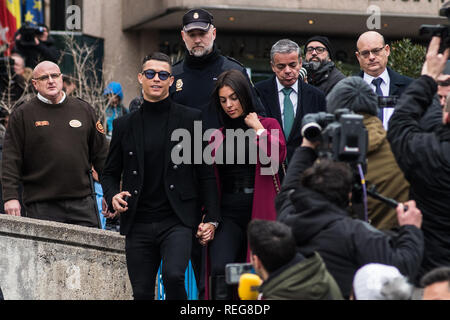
[170, 8, 265, 130]
[303, 36, 346, 95]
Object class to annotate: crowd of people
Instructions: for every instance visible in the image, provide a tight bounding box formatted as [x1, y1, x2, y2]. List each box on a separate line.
[1, 8, 450, 301]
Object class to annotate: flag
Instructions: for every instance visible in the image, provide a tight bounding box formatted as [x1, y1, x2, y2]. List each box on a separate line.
[22, 0, 43, 26]
[0, 0, 22, 54]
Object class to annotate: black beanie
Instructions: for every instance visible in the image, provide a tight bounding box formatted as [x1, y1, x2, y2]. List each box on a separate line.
[304, 36, 334, 60]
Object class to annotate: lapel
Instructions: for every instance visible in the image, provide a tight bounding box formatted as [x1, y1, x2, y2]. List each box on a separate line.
[387, 67, 402, 97]
[268, 76, 283, 124]
[131, 109, 145, 177]
[164, 101, 182, 173]
[289, 80, 304, 142]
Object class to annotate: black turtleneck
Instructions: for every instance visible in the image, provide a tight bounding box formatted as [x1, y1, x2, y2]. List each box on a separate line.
[135, 97, 173, 222]
[184, 45, 221, 69]
[217, 116, 256, 193]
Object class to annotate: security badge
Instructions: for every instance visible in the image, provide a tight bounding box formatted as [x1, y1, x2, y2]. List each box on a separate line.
[96, 121, 105, 134]
[35, 121, 49, 127]
[176, 79, 183, 92]
[69, 120, 82, 128]
[193, 12, 199, 19]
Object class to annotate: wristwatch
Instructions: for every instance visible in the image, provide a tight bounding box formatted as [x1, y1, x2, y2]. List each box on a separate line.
[207, 221, 219, 229]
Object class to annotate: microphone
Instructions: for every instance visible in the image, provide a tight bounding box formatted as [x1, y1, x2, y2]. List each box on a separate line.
[299, 67, 308, 82]
[238, 273, 262, 300]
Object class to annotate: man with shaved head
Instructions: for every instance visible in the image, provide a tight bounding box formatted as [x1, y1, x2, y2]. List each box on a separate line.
[356, 31, 413, 129]
[1, 61, 108, 227]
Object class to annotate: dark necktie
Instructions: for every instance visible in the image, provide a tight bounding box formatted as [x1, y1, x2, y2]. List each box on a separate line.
[372, 78, 384, 121]
[282, 87, 294, 139]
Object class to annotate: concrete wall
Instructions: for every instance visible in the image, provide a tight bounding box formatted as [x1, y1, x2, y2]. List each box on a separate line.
[0, 214, 132, 300]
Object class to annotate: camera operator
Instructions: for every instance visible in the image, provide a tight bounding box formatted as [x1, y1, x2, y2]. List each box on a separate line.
[247, 219, 343, 300]
[275, 140, 424, 299]
[13, 23, 60, 69]
[325, 76, 410, 231]
[303, 36, 346, 95]
[387, 36, 450, 283]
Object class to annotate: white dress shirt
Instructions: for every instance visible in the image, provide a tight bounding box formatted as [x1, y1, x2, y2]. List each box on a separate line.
[276, 77, 299, 124]
[363, 69, 393, 130]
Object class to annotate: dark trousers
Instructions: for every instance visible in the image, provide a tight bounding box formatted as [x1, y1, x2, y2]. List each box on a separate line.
[25, 196, 100, 228]
[208, 193, 252, 300]
[125, 219, 192, 300]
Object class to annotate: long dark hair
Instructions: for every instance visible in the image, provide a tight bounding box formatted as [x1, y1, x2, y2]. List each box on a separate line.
[212, 70, 255, 127]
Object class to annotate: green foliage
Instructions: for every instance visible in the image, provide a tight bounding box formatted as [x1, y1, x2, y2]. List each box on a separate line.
[335, 60, 360, 77]
[388, 38, 426, 79]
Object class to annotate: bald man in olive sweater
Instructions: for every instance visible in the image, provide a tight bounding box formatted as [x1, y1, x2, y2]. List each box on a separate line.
[1, 61, 108, 227]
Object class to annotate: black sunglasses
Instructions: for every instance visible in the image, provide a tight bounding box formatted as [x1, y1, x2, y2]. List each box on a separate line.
[142, 69, 171, 81]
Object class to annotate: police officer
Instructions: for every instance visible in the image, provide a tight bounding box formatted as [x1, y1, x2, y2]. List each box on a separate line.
[171, 8, 265, 129]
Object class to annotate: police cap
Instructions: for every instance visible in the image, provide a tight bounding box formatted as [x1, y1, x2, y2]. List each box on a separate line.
[182, 9, 213, 32]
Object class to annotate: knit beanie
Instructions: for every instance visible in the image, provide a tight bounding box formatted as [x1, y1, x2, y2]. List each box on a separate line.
[304, 36, 334, 60]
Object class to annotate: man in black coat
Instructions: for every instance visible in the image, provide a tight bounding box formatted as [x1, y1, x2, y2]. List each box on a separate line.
[355, 31, 413, 130]
[255, 39, 326, 164]
[170, 8, 265, 130]
[275, 139, 424, 298]
[101, 52, 220, 300]
[387, 36, 450, 283]
[303, 36, 346, 95]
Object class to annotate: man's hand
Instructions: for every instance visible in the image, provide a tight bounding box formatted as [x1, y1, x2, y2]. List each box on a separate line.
[4, 200, 21, 216]
[101, 197, 118, 219]
[196, 222, 216, 246]
[397, 200, 422, 229]
[301, 137, 320, 149]
[111, 191, 131, 214]
[421, 36, 450, 81]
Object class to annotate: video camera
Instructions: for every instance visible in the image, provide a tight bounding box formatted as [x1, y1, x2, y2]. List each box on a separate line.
[302, 61, 321, 77]
[225, 263, 254, 285]
[419, 1, 450, 52]
[17, 22, 46, 47]
[301, 108, 368, 170]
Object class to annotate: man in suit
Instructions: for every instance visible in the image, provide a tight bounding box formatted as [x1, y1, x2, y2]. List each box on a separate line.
[101, 52, 220, 300]
[255, 39, 326, 163]
[356, 31, 413, 130]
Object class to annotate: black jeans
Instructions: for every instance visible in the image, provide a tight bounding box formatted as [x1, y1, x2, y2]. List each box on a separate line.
[125, 218, 192, 300]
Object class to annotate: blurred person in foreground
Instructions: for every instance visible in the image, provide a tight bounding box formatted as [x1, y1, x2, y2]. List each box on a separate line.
[387, 36, 450, 283]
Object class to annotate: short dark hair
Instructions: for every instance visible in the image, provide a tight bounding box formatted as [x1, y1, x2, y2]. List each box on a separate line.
[212, 69, 255, 125]
[301, 159, 353, 209]
[420, 267, 450, 289]
[248, 219, 297, 273]
[141, 52, 172, 72]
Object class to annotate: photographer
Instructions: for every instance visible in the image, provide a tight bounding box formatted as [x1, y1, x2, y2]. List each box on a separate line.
[13, 23, 60, 69]
[387, 36, 450, 283]
[247, 219, 343, 300]
[325, 76, 410, 231]
[303, 36, 346, 95]
[275, 141, 424, 298]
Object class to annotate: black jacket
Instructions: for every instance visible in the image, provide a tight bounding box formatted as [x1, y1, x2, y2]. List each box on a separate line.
[170, 46, 265, 129]
[276, 146, 424, 298]
[387, 75, 450, 280]
[307, 62, 346, 95]
[255, 76, 326, 163]
[101, 98, 220, 235]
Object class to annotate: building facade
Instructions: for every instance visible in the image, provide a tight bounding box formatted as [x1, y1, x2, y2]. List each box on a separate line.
[50, 0, 448, 106]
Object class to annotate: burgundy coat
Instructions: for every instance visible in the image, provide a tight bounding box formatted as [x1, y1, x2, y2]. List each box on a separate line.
[209, 116, 287, 222]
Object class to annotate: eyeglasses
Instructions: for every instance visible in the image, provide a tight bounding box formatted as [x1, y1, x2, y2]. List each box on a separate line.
[33, 73, 62, 82]
[142, 69, 171, 81]
[306, 46, 327, 54]
[358, 46, 385, 58]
